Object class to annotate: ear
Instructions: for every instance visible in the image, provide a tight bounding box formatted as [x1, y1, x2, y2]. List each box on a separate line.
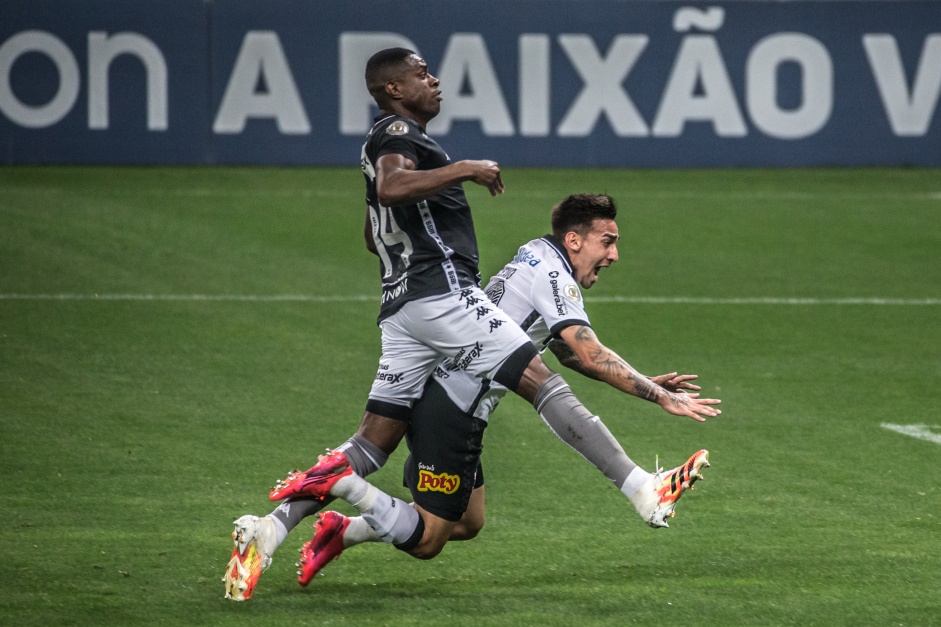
[385, 80, 402, 100]
[564, 230, 582, 253]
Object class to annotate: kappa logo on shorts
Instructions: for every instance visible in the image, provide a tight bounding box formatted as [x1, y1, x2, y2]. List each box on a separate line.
[464, 295, 483, 308]
[417, 469, 460, 494]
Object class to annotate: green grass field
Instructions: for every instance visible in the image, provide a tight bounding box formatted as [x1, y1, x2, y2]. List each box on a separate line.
[2, 166, 940, 626]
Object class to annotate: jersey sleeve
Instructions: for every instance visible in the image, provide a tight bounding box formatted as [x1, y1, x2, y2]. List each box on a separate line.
[530, 264, 591, 338]
[374, 120, 421, 165]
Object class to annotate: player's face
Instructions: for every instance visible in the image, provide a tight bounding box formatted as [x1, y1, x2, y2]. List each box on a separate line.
[570, 219, 619, 289]
[397, 55, 441, 121]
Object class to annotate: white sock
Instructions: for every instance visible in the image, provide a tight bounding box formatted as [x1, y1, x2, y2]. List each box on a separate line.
[621, 466, 651, 499]
[333, 474, 421, 546]
[331, 472, 374, 507]
[362, 492, 422, 545]
[342, 516, 382, 548]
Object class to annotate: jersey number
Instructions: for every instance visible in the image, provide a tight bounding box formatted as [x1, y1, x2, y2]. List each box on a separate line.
[369, 205, 414, 279]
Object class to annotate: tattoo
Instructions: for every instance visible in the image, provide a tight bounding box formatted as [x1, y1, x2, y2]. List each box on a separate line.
[572, 326, 660, 402]
[573, 326, 595, 343]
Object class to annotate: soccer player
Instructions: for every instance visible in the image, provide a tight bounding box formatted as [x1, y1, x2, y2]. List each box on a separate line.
[223, 48, 719, 600]
[284, 193, 716, 584]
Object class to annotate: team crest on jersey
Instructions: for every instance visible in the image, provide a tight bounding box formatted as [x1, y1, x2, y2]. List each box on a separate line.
[484, 280, 505, 305]
[387, 121, 409, 136]
[564, 284, 582, 302]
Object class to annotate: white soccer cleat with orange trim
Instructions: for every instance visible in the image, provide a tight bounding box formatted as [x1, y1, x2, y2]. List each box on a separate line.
[631, 449, 710, 528]
[223, 515, 277, 600]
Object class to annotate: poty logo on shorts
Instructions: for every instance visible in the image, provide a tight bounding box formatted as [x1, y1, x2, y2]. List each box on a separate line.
[417, 469, 460, 494]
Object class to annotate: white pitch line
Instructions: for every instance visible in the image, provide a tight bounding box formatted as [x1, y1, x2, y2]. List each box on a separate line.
[0, 293, 372, 302]
[881, 423, 941, 446]
[1, 294, 940, 305]
[590, 296, 941, 305]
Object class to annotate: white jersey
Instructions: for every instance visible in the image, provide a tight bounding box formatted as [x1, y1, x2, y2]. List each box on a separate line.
[430, 236, 591, 420]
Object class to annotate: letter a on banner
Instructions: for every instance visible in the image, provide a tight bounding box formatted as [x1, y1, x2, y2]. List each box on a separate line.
[214, 31, 310, 134]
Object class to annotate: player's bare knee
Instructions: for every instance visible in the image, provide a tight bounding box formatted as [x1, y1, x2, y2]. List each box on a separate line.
[460, 511, 485, 539]
[461, 520, 483, 540]
[408, 535, 447, 560]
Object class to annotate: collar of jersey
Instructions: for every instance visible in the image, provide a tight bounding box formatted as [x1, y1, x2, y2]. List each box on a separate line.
[373, 113, 425, 133]
[540, 234, 575, 276]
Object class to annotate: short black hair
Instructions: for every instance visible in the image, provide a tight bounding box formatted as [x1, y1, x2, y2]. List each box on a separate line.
[365, 47, 417, 102]
[551, 194, 618, 239]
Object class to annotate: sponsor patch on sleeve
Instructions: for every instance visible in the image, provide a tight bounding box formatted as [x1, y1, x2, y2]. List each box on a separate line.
[386, 120, 409, 136]
[564, 284, 582, 303]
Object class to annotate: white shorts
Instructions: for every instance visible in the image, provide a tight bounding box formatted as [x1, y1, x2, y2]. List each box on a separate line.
[368, 288, 533, 408]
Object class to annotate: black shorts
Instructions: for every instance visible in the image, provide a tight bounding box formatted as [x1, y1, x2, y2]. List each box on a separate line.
[403, 376, 487, 522]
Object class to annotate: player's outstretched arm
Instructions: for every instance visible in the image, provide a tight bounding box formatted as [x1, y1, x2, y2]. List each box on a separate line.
[549, 343, 700, 393]
[556, 325, 721, 422]
[376, 154, 503, 206]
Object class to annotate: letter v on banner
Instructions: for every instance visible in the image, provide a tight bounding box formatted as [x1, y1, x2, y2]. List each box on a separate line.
[863, 34, 941, 136]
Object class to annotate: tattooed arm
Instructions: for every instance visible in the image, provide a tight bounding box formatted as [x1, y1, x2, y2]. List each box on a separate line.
[555, 325, 721, 421]
[548, 338, 701, 392]
[546, 337, 601, 381]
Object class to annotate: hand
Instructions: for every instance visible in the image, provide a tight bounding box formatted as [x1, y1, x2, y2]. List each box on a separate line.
[466, 160, 505, 196]
[658, 391, 721, 422]
[649, 372, 701, 394]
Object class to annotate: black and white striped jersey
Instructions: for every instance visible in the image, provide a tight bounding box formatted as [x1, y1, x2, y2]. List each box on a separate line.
[361, 114, 481, 322]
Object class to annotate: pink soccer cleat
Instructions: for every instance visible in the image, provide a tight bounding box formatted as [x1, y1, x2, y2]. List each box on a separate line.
[297, 511, 351, 586]
[269, 450, 353, 501]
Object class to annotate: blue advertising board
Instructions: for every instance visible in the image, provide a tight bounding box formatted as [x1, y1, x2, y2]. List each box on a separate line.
[1, 0, 939, 166]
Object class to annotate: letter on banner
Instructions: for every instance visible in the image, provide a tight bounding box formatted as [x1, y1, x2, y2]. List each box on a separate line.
[339, 32, 419, 135]
[746, 33, 832, 139]
[0, 30, 79, 128]
[557, 34, 649, 137]
[214, 31, 310, 134]
[653, 36, 746, 137]
[428, 34, 514, 136]
[88, 32, 168, 130]
[864, 34, 941, 136]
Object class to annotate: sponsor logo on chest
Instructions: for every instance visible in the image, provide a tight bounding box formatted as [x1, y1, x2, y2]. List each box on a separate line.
[548, 270, 567, 316]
